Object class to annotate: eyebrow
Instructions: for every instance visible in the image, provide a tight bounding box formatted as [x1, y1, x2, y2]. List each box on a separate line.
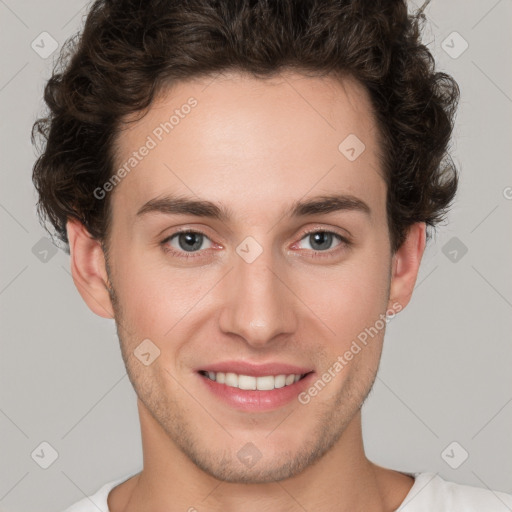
[135, 193, 371, 222]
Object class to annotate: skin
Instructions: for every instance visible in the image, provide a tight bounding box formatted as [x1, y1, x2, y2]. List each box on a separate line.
[67, 70, 425, 511]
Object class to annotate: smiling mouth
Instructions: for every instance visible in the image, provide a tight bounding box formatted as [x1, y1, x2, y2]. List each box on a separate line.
[198, 370, 312, 391]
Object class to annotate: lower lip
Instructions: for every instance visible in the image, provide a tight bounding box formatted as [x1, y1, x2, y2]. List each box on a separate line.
[198, 372, 315, 412]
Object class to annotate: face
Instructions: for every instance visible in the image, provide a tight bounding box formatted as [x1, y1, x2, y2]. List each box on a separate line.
[79, 71, 415, 483]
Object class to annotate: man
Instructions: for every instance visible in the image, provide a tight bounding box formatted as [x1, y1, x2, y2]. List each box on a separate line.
[31, 0, 512, 510]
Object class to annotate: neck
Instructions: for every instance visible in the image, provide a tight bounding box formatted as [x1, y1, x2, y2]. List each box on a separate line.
[113, 400, 413, 512]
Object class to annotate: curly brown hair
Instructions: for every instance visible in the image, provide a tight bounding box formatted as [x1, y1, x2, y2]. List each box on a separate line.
[32, 0, 460, 255]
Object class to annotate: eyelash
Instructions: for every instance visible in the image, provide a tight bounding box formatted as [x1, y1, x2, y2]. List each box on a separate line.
[160, 228, 351, 260]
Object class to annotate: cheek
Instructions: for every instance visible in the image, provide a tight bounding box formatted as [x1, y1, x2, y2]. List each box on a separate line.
[111, 230, 391, 342]
[303, 252, 390, 346]
[113, 253, 213, 337]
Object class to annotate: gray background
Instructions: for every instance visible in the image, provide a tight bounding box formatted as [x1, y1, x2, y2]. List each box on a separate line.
[1, 0, 511, 510]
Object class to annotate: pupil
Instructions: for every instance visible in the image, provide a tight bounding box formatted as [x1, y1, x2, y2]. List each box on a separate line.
[180, 233, 202, 252]
[311, 232, 332, 251]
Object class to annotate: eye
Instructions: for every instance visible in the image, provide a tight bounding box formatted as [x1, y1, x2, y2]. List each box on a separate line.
[161, 228, 350, 260]
[294, 229, 349, 257]
[161, 230, 213, 258]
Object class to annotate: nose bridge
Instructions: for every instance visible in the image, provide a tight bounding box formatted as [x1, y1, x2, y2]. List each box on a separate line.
[218, 237, 297, 345]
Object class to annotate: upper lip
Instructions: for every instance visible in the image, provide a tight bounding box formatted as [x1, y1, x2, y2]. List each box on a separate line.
[197, 361, 314, 377]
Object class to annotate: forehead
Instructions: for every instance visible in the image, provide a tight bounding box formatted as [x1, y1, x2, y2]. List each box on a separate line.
[110, 70, 386, 225]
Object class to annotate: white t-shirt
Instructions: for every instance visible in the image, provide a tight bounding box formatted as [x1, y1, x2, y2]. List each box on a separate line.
[62, 470, 512, 511]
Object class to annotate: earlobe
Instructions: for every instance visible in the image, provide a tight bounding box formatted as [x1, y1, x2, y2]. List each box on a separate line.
[387, 222, 426, 312]
[66, 218, 115, 319]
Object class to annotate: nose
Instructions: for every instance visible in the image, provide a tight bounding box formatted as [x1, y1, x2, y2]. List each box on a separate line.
[218, 243, 298, 348]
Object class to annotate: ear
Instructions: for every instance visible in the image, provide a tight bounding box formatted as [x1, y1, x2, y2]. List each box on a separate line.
[66, 218, 114, 319]
[387, 222, 426, 311]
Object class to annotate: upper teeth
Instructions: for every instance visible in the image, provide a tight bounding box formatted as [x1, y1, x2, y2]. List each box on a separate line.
[204, 371, 303, 390]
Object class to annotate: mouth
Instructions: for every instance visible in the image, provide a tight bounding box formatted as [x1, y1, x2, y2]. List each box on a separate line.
[198, 370, 313, 391]
[195, 361, 316, 411]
